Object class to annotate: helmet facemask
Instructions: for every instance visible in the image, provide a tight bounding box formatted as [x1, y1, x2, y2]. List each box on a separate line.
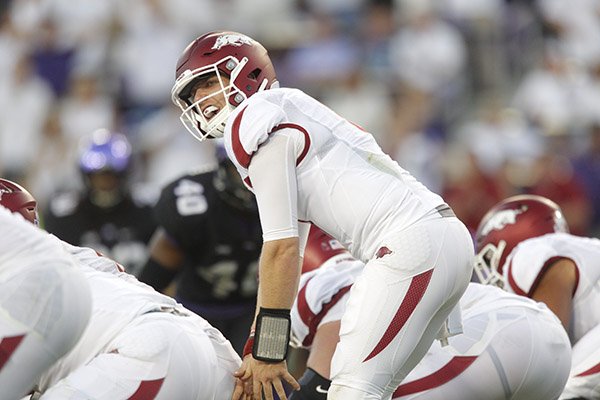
[473, 240, 507, 288]
[172, 56, 250, 141]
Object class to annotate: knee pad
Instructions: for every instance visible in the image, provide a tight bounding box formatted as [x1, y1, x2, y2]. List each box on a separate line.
[289, 368, 330, 400]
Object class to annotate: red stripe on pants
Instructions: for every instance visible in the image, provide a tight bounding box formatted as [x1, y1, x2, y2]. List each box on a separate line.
[363, 269, 433, 362]
[393, 356, 477, 397]
[128, 378, 165, 400]
[0, 334, 25, 371]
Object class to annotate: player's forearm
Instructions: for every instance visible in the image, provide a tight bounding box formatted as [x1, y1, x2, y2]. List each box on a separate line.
[258, 237, 301, 311]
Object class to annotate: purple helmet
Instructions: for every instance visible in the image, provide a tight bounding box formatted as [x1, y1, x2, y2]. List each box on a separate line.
[79, 129, 132, 175]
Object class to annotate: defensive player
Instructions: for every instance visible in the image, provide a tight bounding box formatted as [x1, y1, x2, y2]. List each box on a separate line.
[0, 181, 91, 400]
[474, 194, 600, 400]
[139, 153, 262, 356]
[1, 178, 241, 399]
[290, 226, 571, 400]
[171, 31, 474, 399]
[44, 129, 156, 276]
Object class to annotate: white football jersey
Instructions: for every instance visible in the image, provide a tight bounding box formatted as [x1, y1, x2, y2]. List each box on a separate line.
[36, 240, 214, 391]
[504, 232, 600, 342]
[291, 254, 363, 348]
[223, 88, 445, 262]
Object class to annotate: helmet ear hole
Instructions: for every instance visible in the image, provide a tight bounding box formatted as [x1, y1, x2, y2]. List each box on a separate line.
[247, 68, 261, 81]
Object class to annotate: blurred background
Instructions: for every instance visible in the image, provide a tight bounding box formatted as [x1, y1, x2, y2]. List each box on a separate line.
[1, 0, 600, 237]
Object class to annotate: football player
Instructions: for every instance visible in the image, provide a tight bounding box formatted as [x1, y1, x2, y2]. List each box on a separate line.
[44, 129, 156, 276]
[0, 180, 91, 400]
[289, 226, 571, 400]
[171, 31, 474, 400]
[1, 178, 241, 399]
[138, 150, 262, 356]
[474, 194, 600, 400]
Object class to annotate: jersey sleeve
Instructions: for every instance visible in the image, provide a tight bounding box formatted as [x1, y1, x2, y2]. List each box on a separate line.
[291, 257, 362, 348]
[224, 96, 287, 170]
[59, 240, 124, 274]
[248, 131, 302, 242]
[506, 239, 563, 297]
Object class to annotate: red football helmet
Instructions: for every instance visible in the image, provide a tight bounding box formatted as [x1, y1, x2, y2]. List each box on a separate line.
[474, 194, 568, 287]
[171, 31, 278, 141]
[302, 225, 349, 274]
[0, 179, 38, 225]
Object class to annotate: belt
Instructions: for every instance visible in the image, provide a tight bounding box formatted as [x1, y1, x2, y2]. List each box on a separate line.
[436, 204, 456, 218]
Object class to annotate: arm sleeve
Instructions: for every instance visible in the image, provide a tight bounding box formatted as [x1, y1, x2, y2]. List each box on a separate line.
[248, 129, 304, 242]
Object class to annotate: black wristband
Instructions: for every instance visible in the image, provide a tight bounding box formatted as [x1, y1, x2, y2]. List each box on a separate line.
[138, 258, 178, 291]
[253, 307, 291, 363]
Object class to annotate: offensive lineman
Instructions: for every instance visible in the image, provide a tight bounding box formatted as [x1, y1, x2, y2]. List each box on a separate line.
[171, 31, 473, 399]
[1, 178, 241, 399]
[0, 181, 91, 400]
[475, 194, 600, 400]
[289, 226, 571, 400]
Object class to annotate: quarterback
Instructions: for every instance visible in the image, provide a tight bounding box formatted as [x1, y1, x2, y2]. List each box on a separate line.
[171, 31, 473, 400]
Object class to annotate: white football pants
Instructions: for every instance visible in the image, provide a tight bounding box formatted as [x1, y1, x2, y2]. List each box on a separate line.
[39, 311, 241, 399]
[328, 215, 473, 399]
[394, 303, 572, 400]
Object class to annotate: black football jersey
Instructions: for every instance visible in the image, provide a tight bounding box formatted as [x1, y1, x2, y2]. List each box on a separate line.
[153, 172, 262, 305]
[43, 191, 157, 276]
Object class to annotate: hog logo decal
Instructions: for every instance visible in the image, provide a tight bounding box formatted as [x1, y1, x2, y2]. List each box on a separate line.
[480, 206, 528, 236]
[212, 34, 253, 50]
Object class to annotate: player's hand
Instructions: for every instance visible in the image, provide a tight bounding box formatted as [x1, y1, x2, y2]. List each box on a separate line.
[232, 355, 300, 400]
[231, 355, 254, 400]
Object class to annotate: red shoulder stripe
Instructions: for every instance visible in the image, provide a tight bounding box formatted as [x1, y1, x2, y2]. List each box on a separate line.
[231, 106, 252, 168]
[271, 123, 311, 165]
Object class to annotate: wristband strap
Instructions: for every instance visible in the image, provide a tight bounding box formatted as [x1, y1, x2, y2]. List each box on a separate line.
[243, 332, 255, 358]
[252, 308, 291, 363]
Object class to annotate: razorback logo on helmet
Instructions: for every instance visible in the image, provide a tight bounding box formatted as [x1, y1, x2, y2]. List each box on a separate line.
[480, 206, 527, 236]
[212, 34, 253, 50]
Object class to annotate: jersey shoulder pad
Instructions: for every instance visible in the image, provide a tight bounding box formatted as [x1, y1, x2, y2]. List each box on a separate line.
[224, 92, 287, 168]
[507, 237, 558, 295]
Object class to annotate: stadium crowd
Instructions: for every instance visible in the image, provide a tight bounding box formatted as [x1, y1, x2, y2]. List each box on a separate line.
[1, 0, 600, 236]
